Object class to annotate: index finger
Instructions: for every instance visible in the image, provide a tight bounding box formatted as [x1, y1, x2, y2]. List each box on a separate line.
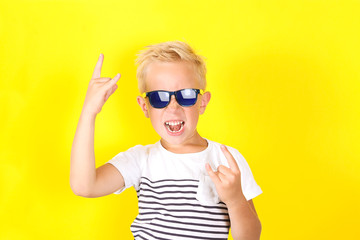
[92, 53, 104, 79]
[220, 145, 240, 171]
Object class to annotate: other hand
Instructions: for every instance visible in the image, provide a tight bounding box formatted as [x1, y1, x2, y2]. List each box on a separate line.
[205, 145, 246, 208]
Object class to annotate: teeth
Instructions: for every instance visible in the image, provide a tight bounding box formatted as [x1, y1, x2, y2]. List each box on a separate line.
[165, 121, 184, 126]
[165, 121, 184, 133]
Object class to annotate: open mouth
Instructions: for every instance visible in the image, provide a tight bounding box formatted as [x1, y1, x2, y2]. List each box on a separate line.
[164, 121, 185, 133]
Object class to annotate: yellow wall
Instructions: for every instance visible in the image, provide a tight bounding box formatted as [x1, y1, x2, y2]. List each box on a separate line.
[1, 0, 359, 239]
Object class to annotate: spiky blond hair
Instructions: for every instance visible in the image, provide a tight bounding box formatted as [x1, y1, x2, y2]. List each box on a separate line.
[135, 41, 207, 93]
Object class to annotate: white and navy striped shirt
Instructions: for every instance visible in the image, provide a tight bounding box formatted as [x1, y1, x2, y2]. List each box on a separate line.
[107, 139, 262, 240]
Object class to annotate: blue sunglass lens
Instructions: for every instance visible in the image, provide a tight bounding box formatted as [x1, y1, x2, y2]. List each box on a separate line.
[148, 91, 170, 108]
[176, 89, 198, 107]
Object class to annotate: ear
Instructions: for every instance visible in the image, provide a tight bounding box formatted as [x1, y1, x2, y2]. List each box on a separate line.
[199, 91, 211, 115]
[137, 96, 150, 118]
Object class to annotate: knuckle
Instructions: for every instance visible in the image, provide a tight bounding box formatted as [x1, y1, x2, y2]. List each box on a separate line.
[228, 174, 235, 181]
[218, 165, 227, 171]
[223, 180, 231, 187]
[207, 169, 215, 176]
[90, 79, 101, 85]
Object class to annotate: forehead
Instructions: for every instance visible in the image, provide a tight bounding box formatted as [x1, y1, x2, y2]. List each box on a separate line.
[144, 61, 200, 92]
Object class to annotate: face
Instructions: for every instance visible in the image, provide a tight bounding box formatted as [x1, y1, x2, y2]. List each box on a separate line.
[137, 61, 211, 149]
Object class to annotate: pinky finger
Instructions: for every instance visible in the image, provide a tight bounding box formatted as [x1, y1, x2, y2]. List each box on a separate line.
[112, 73, 121, 83]
[104, 84, 118, 101]
[103, 73, 121, 89]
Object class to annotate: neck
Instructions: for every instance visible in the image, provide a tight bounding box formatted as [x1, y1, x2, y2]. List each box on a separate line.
[160, 132, 208, 154]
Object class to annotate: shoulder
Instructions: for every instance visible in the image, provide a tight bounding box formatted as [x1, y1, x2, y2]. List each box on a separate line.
[123, 142, 159, 154]
[110, 142, 158, 162]
[207, 139, 249, 169]
[207, 139, 244, 159]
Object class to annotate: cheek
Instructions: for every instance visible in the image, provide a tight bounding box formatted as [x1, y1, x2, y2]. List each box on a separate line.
[148, 109, 163, 127]
[185, 108, 200, 125]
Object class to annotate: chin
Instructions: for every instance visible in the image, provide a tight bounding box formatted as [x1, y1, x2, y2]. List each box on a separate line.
[160, 132, 192, 146]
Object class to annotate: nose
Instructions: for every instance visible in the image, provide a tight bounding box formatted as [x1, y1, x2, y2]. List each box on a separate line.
[167, 95, 180, 109]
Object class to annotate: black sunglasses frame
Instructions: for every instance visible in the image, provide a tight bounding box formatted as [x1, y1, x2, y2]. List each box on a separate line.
[142, 88, 204, 109]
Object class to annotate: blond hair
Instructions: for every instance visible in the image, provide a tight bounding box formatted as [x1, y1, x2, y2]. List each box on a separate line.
[135, 41, 207, 93]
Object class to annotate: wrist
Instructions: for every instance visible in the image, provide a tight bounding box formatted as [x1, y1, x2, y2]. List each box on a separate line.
[226, 193, 247, 210]
[81, 108, 97, 120]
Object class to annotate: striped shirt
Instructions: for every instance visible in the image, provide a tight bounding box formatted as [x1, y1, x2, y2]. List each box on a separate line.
[107, 139, 262, 239]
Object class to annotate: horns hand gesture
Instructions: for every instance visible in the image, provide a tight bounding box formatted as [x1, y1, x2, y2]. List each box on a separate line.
[205, 145, 246, 208]
[82, 54, 121, 116]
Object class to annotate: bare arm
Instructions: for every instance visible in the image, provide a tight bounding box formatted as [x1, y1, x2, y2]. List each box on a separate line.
[70, 54, 124, 198]
[227, 198, 262, 240]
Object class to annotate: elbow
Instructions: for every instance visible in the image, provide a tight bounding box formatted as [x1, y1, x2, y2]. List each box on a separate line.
[71, 188, 90, 198]
[236, 218, 262, 240]
[70, 181, 93, 198]
[252, 218, 262, 240]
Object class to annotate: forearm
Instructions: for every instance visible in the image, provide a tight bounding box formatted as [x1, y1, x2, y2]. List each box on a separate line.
[70, 110, 97, 196]
[228, 196, 262, 240]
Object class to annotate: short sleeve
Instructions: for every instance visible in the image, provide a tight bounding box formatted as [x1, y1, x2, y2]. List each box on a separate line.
[227, 147, 263, 201]
[106, 145, 147, 194]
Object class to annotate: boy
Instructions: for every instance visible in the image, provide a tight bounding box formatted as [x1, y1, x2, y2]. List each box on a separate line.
[70, 41, 262, 240]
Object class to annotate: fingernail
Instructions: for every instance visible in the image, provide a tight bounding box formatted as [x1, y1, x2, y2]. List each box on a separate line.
[220, 144, 225, 149]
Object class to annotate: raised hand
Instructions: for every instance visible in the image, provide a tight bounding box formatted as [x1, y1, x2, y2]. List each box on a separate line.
[82, 54, 121, 116]
[205, 145, 246, 208]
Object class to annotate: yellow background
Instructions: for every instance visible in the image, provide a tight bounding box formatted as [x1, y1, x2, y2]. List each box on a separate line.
[1, 0, 359, 239]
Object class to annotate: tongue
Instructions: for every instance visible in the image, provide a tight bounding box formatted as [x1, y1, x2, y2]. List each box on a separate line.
[170, 124, 181, 132]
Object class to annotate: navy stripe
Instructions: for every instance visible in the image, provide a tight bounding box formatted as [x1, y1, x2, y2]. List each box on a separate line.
[137, 212, 230, 222]
[140, 181, 198, 189]
[139, 206, 229, 216]
[132, 225, 228, 240]
[138, 200, 228, 210]
[138, 193, 196, 201]
[139, 188, 197, 195]
[133, 229, 170, 240]
[150, 222, 229, 235]
[141, 176, 198, 183]
[135, 217, 229, 229]
[133, 234, 152, 240]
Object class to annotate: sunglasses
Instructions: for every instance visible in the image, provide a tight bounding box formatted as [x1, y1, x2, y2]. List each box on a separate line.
[142, 88, 204, 109]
